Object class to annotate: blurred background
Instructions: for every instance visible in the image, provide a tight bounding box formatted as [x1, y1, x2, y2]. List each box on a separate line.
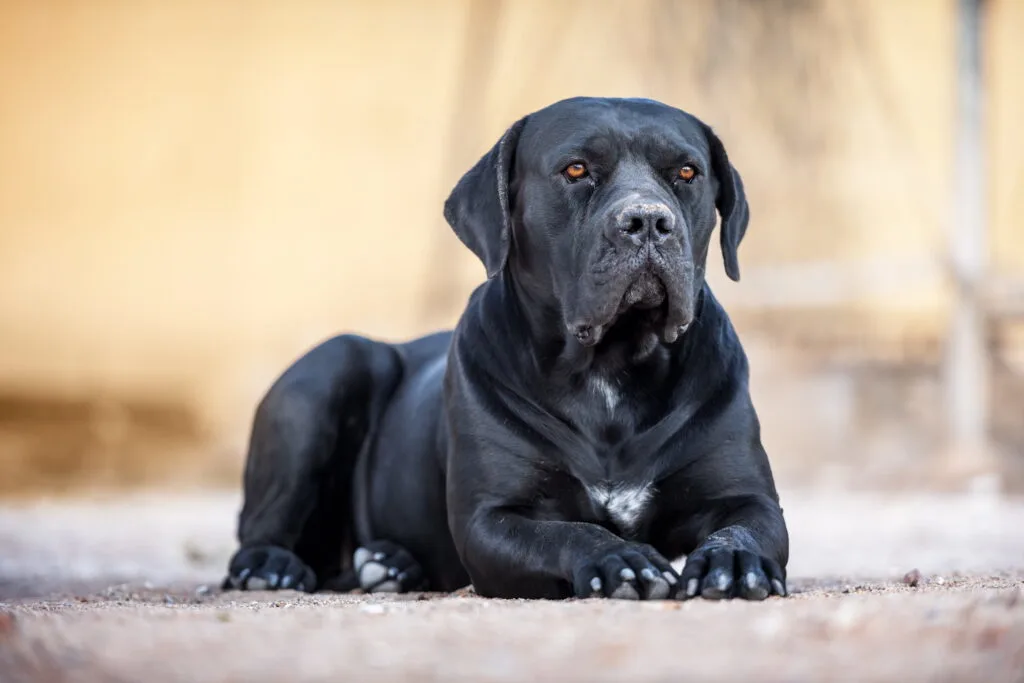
[0, 0, 1022, 500]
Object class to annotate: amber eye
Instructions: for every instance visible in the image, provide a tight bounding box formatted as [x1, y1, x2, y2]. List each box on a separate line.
[564, 163, 589, 181]
[678, 165, 697, 182]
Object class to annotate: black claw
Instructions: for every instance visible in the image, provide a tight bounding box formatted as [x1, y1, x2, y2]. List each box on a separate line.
[771, 579, 787, 597]
[280, 575, 294, 589]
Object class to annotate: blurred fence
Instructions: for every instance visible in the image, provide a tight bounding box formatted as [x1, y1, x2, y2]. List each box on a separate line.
[0, 0, 1021, 495]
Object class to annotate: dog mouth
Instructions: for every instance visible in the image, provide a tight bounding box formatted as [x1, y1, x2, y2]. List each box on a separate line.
[570, 269, 690, 348]
[617, 271, 666, 313]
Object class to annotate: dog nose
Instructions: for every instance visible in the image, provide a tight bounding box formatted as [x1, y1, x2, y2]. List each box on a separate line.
[616, 204, 675, 244]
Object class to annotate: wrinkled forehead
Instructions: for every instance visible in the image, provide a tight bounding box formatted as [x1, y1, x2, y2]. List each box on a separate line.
[518, 98, 710, 170]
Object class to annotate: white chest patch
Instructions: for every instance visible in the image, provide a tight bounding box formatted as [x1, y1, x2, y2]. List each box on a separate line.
[589, 375, 619, 412]
[586, 482, 654, 533]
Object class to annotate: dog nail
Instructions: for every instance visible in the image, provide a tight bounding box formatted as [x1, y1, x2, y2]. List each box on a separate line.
[662, 571, 678, 585]
[646, 578, 671, 600]
[295, 582, 307, 592]
[641, 568, 656, 581]
[280, 576, 294, 589]
[238, 568, 251, 582]
[713, 573, 731, 592]
[745, 572, 759, 589]
[359, 562, 388, 587]
[247, 577, 268, 591]
[396, 572, 408, 583]
[372, 552, 387, 561]
[610, 583, 640, 600]
[771, 579, 787, 596]
[387, 567, 399, 578]
[619, 568, 636, 582]
[266, 572, 279, 588]
[686, 578, 700, 597]
[590, 577, 603, 594]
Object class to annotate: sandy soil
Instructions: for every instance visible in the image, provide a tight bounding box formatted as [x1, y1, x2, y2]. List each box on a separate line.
[1, 489, 1023, 682]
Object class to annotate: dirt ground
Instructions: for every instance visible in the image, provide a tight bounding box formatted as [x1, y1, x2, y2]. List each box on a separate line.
[1, 489, 1023, 683]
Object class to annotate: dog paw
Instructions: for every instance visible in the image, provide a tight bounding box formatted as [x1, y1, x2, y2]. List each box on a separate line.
[224, 545, 316, 592]
[571, 543, 679, 600]
[353, 540, 427, 593]
[678, 547, 786, 601]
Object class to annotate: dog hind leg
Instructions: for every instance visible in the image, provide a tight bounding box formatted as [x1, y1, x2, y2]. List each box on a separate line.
[225, 334, 403, 592]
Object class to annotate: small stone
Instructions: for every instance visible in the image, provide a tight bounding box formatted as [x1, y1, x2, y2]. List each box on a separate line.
[935, 576, 946, 586]
[216, 612, 231, 623]
[902, 569, 921, 587]
[0, 611, 16, 639]
[977, 625, 1006, 650]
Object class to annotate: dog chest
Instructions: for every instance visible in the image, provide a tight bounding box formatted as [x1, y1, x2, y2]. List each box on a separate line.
[584, 481, 654, 535]
[589, 375, 620, 412]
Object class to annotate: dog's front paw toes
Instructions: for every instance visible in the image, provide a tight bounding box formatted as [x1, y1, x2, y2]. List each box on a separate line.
[572, 544, 679, 600]
[353, 540, 427, 593]
[679, 547, 786, 601]
[224, 545, 316, 593]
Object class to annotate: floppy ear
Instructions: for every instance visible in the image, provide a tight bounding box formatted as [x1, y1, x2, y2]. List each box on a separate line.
[703, 125, 750, 282]
[443, 117, 528, 279]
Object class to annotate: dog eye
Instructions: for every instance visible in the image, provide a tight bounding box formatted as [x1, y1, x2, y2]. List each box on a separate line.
[563, 163, 589, 181]
[677, 165, 698, 183]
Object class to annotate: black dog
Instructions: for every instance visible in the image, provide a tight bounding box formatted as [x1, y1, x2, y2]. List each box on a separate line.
[224, 97, 789, 601]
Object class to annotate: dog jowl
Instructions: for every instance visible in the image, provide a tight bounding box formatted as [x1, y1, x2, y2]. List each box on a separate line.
[224, 97, 788, 602]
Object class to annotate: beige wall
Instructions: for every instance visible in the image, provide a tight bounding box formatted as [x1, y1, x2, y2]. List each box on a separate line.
[0, 0, 1020, 493]
[990, 0, 1024, 274]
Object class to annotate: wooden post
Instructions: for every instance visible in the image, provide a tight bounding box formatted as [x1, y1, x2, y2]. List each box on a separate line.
[945, 0, 989, 465]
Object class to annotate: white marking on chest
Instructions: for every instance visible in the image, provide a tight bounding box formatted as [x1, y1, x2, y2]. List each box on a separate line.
[589, 375, 619, 412]
[586, 482, 654, 533]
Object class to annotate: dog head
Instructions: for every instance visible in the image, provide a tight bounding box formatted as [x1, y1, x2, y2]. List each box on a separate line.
[444, 97, 749, 350]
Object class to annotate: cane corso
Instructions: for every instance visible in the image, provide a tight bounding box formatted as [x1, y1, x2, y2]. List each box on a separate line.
[224, 97, 789, 601]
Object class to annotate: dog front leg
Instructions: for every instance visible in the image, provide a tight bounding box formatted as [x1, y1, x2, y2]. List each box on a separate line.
[676, 494, 789, 601]
[455, 508, 680, 600]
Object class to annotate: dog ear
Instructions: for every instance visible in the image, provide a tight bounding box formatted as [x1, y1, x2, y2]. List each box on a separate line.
[443, 117, 528, 279]
[703, 124, 750, 282]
